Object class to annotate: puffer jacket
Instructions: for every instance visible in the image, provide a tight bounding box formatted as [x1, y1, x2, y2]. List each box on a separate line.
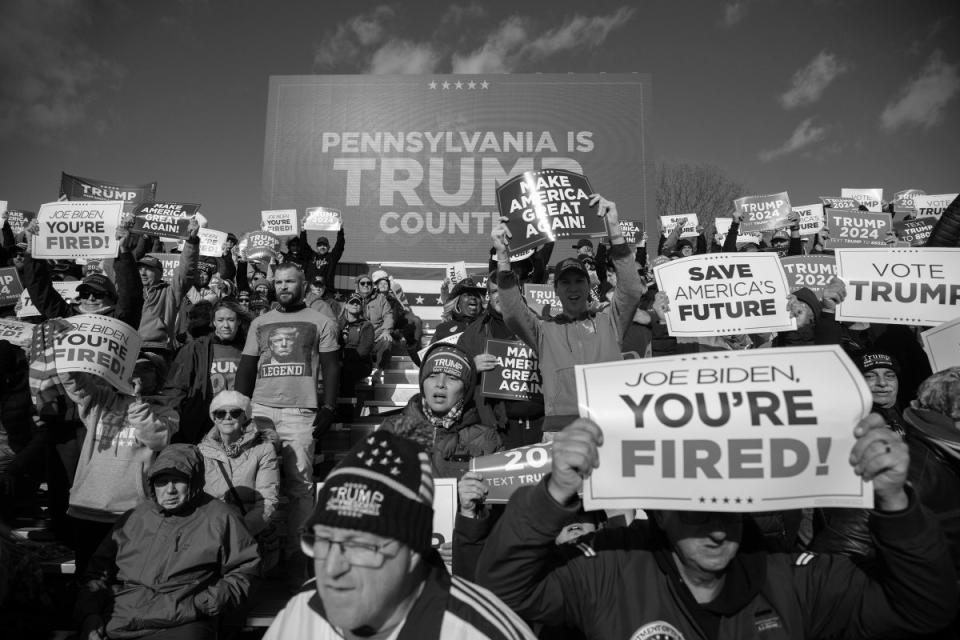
[379, 395, 501, 479]
[199, 424, 280, 535]
[62, 372, 177, 522]
[75, 444, 260, 639]
[140, 237, 198, 350]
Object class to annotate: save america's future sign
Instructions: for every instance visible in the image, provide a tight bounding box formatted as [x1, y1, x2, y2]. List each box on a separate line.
[262, 74, 653, 263]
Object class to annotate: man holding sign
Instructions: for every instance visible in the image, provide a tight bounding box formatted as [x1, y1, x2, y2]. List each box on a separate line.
[492, 194, 646, 431]
[476, 414, 957, 639]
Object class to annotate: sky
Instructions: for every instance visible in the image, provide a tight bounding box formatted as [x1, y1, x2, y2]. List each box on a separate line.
[1, 0, 957, 236]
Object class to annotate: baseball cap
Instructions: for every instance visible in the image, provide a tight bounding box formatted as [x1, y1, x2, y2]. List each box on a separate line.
[137, 256, 162, 270]
[78, 273, 118, 301]
[554, 257, 589, 278]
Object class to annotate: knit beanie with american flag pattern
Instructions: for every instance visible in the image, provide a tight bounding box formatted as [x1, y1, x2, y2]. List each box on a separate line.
[307, 431, 435, 552]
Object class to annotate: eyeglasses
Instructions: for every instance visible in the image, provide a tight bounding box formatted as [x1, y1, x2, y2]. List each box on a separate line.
[78, 289, 105, 301]
[300, 532, 399, 568]
[358, 281, 372, 286]
[212, 408, 245, 421]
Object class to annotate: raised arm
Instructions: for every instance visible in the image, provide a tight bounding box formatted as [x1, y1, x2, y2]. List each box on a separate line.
[492, 218, 541, 351]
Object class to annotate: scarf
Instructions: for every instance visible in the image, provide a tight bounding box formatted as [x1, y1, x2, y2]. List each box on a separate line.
[422, 397, 466, 431]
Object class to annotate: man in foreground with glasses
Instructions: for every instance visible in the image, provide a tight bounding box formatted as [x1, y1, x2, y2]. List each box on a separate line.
[475, 416, 958, 639]
[263, 430, 535, 640]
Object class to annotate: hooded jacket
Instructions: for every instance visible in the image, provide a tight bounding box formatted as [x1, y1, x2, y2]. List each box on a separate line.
[139, 237, 198, 351]
[199, 423, 280, 535]
[62, 372, 178, 522]
[379, 396, 501, 479]
[75, 444, 260, 639]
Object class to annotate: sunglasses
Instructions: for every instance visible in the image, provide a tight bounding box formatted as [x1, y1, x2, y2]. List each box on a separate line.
[212, 408, 245, 421]
[358, 281, 372, 286]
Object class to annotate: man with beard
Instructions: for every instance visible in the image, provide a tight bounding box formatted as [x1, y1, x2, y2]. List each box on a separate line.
[236, 262, 340, 588]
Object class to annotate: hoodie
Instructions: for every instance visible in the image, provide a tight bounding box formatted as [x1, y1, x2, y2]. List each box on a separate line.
[75, 444, 261, 638]
[62, 372, 178, 522]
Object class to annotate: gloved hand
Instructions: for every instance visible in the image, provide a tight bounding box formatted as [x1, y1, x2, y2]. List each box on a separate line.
[312, 405, 337, 440]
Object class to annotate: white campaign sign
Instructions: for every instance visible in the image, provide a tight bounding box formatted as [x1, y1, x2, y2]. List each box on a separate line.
[32, 201, 123, 260]
[921, 315, 960, 373]
[0, 318, 36, 350]
[261, 209, 299, 237]
[303, 206, 342, 232]
[576, 346, 873, 511]
[913, 193, 957, 219]
[18, 281, 82, 318]
[432, 477, 457, 552]
[53, 315, 142, 395]
[835, 248, 960, 326]
[660, 213, 699, 238]
[841, 188, 883, 212]
[714, 217, 762, 246]
[198, 228, 228, 257]
[654, 253, 796, 337]
[792, 204, 825, 236]
[445, 261, 468, 284]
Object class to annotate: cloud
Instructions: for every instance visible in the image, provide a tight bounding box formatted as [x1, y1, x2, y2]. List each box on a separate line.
[758, 118, 828, 162]
[0, 0, 125, 138]
[314, 6, 634, 74]
[721, 2, 748, 28]
[880, 50, 959, 132]
[314, 5, 396, 69]
[779, 51, 849, 109]
[369, 40, 442, 74]
[452, 7, 635, 73]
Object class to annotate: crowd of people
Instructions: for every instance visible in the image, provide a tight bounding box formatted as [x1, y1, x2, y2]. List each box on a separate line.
[0, 191, 957, 640]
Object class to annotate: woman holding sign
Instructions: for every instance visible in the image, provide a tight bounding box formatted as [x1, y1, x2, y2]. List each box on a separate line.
[380, 343, 501, 479]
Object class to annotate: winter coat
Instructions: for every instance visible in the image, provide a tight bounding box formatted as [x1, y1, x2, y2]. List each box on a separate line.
[161, 334, 243, 444]
[379, 396, 501, 479]
[363, 292, 394, 341]
[457, 310, 544, 433]
[62, 372, 177, 522]
[812, 406, 960, 571]
[75, 444, 260, 638]
[139, 237, 198, 350]
[199, 424, 280, 535]
[476, 480, 958, 640]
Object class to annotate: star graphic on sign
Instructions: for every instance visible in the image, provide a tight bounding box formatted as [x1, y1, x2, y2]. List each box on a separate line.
[365, 458, 374, 467]
[699, 497, 706, 503]
[480, 80, 489, 89]
[735, 498, 742, 504]
[467, 80, 476, 89]
[371, 448, 379, 456]
[747, 498, 754, 504]
[435, 297, 443, 304]
[442, 81, 450, 90]
[357, 451, 365, 459]
[380, 457, 390, 465]
[455, 80, 463, 89]
[711, 497, 718, 504]
[390, 467, 401, 476]
[415, 296, 424, 304]
[428, 81, 437, 90]
[394, 456, 402, 464]
[723, 497, 730, 504]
